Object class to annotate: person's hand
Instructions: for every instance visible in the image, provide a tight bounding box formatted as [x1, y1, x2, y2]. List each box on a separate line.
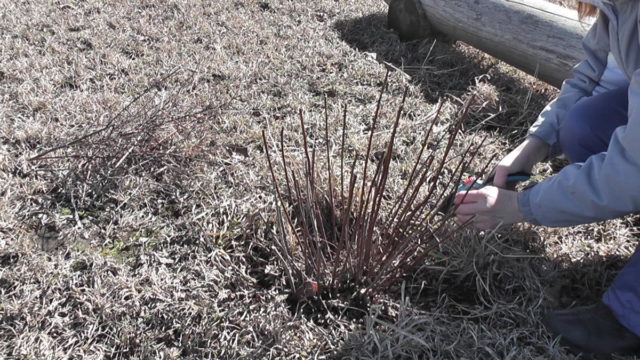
[492, 136, 549, 188]
[454, 186, 522, 230]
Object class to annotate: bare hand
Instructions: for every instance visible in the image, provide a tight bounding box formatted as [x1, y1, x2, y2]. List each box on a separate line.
[454, 186, 523, 230]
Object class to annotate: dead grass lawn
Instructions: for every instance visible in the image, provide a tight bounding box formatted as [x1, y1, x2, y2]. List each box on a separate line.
[0, 0, 637, 359]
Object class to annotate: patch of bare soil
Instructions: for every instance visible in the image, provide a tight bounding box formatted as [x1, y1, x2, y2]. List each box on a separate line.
[1, 0, 636, 359]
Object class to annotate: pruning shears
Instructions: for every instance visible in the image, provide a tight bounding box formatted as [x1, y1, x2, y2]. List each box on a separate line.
[439, 171, 531, 214]
[457, 172, 531, 192]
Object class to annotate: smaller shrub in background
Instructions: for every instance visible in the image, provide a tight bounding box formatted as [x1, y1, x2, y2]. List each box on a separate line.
[28, 70, 217, 211]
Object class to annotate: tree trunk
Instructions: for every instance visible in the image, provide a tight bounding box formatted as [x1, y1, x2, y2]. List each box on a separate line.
[387, 0, 593, 88]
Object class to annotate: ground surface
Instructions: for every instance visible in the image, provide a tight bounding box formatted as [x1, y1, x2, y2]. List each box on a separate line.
[1, 0, 638, 359]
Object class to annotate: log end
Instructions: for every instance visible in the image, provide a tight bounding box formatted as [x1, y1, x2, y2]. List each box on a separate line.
[387, 0, 433, 41]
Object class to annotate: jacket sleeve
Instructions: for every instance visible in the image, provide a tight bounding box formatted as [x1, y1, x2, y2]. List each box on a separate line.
[528, 14, 610, 158]
[518, 68, 640, 227]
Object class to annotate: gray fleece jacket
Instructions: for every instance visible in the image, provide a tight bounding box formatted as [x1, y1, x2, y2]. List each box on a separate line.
[519, 0, 640, 226]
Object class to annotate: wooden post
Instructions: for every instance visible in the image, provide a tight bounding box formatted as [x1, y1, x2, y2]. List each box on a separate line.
[386, 0, 593, 88]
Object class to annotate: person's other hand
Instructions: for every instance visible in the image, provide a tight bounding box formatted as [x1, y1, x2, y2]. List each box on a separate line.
[454, 186, 523, 230]
[492, 136, 549, 188]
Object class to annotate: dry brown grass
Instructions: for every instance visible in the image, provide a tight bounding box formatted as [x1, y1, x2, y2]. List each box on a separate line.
[1, 0, 637, 359]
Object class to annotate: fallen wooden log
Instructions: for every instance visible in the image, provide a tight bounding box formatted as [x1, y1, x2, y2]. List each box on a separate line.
[386, 0, 593, 88]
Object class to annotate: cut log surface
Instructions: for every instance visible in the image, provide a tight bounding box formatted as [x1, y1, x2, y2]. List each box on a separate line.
[387, 0, 594, 88]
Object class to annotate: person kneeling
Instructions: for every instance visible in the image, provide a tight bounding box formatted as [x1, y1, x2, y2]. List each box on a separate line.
[455, 0, 640, 357]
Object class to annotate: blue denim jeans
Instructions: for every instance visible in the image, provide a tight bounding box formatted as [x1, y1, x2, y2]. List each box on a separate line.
[559, 86, 629, 163]
[558, 85, 640, 336]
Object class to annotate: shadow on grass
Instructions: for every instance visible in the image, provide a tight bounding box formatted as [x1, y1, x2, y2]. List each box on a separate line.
[333, 12, 558, 141]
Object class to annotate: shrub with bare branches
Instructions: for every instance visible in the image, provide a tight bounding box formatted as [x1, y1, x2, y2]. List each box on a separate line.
[263, 73, 491, 305]
[28, 70, 217, 211]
